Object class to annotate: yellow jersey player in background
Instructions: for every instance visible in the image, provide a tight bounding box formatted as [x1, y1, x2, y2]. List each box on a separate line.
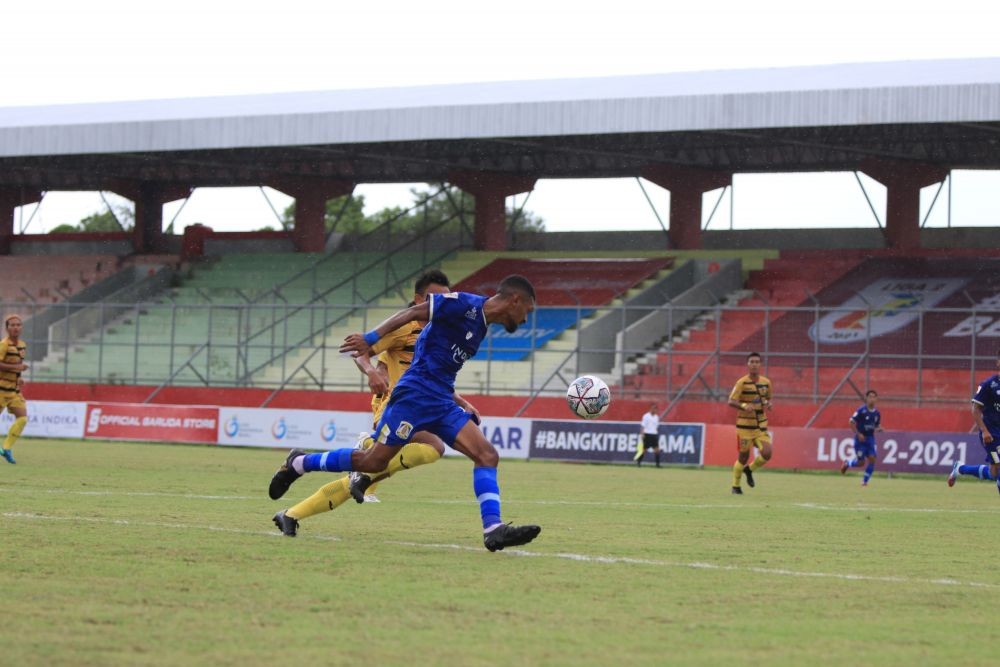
[0, 314, 29, 464]
[272, 269, 467, 536]
[728, 351, 772, 494]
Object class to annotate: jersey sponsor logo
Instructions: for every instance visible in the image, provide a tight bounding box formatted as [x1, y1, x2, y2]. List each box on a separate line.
[810, 278, 966, 344]
[443, 292, 459, 299]
[395, 421, 413, 439]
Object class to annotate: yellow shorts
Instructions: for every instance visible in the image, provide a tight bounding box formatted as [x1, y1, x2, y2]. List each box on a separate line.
[0, 392, 26, 411]
[736, 430, 771, 454]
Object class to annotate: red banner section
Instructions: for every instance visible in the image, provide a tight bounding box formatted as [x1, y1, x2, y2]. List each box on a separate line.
[704, 424, 976, 475]
[84, 403, 219, 444]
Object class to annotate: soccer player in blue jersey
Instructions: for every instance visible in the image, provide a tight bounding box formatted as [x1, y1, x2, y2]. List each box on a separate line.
[840, 390, 882, 486]
[268, 274, 541, 551]
[948, 351, 1000, 490]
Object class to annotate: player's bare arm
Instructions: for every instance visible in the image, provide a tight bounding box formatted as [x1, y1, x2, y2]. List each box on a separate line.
[973, 403, 993, 444]
[352, 352, 390, 395]
[454, 391, 481, 422]
[340, 302, 430, 357]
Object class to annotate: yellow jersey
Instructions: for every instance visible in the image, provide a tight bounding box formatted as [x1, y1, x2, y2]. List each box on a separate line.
[729, 373, 771, 432]
[368, 320, 422, 425]
[0, 336, 27, 393]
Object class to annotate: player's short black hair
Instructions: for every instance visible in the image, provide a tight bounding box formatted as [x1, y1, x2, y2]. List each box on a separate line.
[414, 269, 450, 295]
[498, 274, 536, 302]
[747, 351, 762, 362]
[866, 389, 878, 397]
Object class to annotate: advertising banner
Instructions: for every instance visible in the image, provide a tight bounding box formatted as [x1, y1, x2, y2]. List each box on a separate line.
[442, 417, 532, 460]
[217, 408, 372, 450]
[769, 427, 977, 475]
[0, 400, 87, 438]
[528, 419, 704, 465]
[84, 403, 219, 443]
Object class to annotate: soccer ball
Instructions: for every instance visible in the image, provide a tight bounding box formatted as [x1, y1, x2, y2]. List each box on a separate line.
[566, 375, 611, 419]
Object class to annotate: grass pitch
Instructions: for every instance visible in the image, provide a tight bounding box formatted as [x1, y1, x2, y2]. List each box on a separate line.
[0, 438, 994, 666]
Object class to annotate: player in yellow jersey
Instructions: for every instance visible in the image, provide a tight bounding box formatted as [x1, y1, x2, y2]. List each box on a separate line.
[728, 351, 772, 494]
[0, 315, 29, 464]
[272, 269, 465, 536]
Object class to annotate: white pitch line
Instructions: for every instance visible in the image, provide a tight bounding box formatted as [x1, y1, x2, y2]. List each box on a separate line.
[0, 486, 996, 515]
[2, 511, 995, 590]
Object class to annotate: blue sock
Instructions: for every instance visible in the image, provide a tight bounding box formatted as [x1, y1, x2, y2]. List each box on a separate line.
[863, 462, 875, 484]
[958, 465, 993, 480]
[302, 448, 354, 473]
[473, 467, 502, 530]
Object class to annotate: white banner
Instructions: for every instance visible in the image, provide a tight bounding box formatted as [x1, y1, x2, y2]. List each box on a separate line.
[0, 400, 87, 438]
[443, 416, 532, 460]
[217, 408, 372, 450]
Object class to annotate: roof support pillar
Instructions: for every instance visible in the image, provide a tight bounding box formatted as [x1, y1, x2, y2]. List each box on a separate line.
[269, 178, 355, 253]
[0, 187, 43, 255]
[641, 166, 731, 249]
[110, 182, 192, 254]
[859, 159, 948, 250]
[449, 171, 537, 251]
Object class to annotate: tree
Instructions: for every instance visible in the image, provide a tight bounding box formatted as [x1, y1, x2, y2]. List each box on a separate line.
[54, 205, 135, 233]
[280, 194, 368, 234]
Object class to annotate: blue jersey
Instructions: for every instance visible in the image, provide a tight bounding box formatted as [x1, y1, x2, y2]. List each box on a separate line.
[851, 405, 881, 443]
[395, 292, 489, 398]
[972, 374, 1000, 437]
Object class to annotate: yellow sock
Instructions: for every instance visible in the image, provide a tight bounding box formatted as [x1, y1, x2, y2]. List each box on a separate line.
[733, 461, 744, 487]
[286, 477, 351, 520]
[384, 442, 442, 477]
[3, 416, 26, 450]
[750, 456, 768, 472]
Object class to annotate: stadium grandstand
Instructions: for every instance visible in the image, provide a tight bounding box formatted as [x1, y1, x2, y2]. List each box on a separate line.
[1, 56, 999, 437]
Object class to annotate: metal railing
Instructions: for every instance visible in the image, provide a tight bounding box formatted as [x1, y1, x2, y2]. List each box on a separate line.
[18, 298, 998, 411]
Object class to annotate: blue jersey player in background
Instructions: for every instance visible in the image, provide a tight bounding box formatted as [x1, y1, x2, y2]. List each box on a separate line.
[840, 390, 882, 486]
[268, 274, 542, 552]
[948, 350, 1000, 489]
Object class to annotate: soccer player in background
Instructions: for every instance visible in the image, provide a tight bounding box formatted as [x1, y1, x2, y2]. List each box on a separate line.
[948, 350, 1000, 489]
[634, 403, 661, 467]
[269, 274, 542, 551]
[271, 270, 456, 537]
[0, 315, 29, 464]
[728, 351, 772, 494]
[840, 390, 883, 486]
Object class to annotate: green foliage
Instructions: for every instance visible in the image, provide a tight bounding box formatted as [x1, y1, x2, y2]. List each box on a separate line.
[0, 439, 992, 666]
[57, 205, 135, 233]
[279, 185, 545, 237]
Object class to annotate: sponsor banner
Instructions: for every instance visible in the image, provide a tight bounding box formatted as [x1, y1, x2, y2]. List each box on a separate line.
[84, 403, 218, 443]
[809, 277, 966, 345]
[772, 427, 977, 475]
[217, 408, 371, 450]
[0, 400, 86, 438]
[528, 419, 704, 465]
[443, 417, 532, 460]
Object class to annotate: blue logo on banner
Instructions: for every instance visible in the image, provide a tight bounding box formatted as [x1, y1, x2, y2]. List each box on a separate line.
[321, 420, 337, 442]
[224, 415, 239, 437]
[272, 418, 287, 440]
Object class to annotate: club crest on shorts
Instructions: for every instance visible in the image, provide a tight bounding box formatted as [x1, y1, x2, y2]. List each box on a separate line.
[395, 421, 414, 439]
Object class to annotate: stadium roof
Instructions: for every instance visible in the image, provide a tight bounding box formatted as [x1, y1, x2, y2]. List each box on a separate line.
[1, 58, 999, 189]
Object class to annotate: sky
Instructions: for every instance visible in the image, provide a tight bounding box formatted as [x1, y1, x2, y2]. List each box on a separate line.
[2, 0, 999, 234]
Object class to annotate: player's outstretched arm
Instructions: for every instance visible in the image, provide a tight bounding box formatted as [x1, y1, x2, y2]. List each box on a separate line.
[340, 302, 430, 357]
[353, 353, 389, 395]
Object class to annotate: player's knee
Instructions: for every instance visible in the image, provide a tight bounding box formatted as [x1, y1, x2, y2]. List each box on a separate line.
[476, 447, 499, 468]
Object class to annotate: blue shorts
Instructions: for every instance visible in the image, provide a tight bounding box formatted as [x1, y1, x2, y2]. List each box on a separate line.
[853, 437, 877, 460]
[372, 385, 474, 447]
[979, 431, 1000, 465]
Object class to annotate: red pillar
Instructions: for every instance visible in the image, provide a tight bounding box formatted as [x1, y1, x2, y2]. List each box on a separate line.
[449, 171, 537, 251]
[859, 159, 947, 250]
[0, 187, 43, 254]
[641, 166, 732, 250]
[269, 178, 355, 253]
[111, 182, 192, 254]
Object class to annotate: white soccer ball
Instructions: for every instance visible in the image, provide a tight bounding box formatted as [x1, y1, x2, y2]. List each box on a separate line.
[566, 375, 611, 419]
